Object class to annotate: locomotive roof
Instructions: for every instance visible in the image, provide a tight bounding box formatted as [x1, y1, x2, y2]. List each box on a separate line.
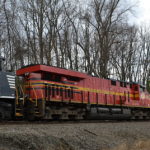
[16, 64, 89, 79]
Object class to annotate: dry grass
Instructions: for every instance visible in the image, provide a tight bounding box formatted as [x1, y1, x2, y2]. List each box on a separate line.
[0, 122, 149, 150]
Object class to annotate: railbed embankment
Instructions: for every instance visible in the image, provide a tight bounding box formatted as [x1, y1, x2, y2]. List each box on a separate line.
[0, 122, 150, 150]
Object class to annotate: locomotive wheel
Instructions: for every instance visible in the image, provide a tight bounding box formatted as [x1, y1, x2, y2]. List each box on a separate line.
[0, 107, 5, 120]
[0, 112, 4, 120]
[24, 100, 35, 121]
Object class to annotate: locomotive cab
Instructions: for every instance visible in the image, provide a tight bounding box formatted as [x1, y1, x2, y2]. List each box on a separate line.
[22, 71, 78, 101]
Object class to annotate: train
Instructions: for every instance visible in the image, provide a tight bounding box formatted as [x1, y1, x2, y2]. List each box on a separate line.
[0, 62, 150, 120]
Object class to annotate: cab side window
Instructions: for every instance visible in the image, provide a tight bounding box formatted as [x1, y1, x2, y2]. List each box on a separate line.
[111, 80, 116, 86]
[134, 86, 138, 91]
[43, 73, 50, 80]
[43, 73, 61, 82]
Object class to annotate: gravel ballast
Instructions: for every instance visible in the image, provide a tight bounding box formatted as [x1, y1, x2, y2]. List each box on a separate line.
[0, 122, 150, 150]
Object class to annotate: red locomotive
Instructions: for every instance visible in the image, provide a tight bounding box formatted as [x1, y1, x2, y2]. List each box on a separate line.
[16, 64, 150, 120]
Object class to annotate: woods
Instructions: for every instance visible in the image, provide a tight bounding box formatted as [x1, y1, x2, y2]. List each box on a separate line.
[0, 0, 149, 85]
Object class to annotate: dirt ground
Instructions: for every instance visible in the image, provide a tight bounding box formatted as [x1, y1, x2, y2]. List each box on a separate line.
[0, 122, 150, 150]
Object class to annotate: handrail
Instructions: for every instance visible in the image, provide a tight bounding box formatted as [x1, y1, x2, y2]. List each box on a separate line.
[32, 86, 38, 106]
[20, 85, 25, 105]
[45, 84, 48, 100]
[40, 88, 44, 101]
[15, 86, 19, 105]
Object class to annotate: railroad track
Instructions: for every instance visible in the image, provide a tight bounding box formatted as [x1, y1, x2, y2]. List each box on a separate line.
[0, 119, 149, 125]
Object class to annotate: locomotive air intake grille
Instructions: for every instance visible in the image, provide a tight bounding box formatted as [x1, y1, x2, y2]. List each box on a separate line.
[7, 75, 15, 89]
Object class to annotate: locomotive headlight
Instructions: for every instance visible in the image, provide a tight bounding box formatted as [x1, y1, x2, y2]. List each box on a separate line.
[25, 72, 29, 76]
[25, 72, 30, 79]
[25, 94, 29, 98]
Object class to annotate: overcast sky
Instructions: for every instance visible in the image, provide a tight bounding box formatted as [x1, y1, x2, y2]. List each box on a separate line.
[133, 0, 150, 25]
[80, 0, 150, 25]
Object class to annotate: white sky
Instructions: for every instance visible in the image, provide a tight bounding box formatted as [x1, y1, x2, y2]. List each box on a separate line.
[80, 0, 150, 25]
[118, 0, 150, 25]
[131, 0, 150, 25]
[128, 0, 150, 25]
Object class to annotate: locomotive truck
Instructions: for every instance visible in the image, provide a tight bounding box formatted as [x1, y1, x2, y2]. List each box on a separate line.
[0, 62, 150, 120]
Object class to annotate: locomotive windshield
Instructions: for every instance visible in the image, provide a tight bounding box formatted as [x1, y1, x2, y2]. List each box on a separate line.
[43, 73, 61, 82]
